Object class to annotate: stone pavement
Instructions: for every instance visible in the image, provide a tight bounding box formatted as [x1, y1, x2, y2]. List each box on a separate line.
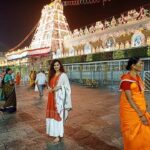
[1, 83, 149, 150]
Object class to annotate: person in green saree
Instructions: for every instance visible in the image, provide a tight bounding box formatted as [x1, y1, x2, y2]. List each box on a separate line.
[0, 68, 17, 113]
[0, 70, 5, 101]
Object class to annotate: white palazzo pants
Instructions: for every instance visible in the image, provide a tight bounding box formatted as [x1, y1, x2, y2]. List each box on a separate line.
[46, 110, 64, 137]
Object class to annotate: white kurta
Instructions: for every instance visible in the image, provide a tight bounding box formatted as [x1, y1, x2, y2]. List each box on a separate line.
[46, 73, 72, 137]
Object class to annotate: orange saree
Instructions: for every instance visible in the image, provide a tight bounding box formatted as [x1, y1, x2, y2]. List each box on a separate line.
[120, 73, 150, 150]
[15, 74, 21, 85]
[46, 75, 61, 121]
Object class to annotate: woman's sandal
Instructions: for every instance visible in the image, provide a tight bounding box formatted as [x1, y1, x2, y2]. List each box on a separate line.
[52, 137, 61, 144]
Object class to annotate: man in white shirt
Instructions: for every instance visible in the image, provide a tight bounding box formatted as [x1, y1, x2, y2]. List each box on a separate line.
[35, 70, 47, 97]
[11, 70, 15, 81]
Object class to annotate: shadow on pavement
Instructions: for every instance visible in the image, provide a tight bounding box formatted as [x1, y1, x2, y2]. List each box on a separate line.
[46, 141, 65, 150]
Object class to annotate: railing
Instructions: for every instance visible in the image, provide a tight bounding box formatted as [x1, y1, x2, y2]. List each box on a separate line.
[143, 71, 150, 91]
[65, 59, 150, 91]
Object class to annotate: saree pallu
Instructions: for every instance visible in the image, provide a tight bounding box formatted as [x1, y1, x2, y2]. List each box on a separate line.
[3, 82, 16, 109]
[120, 74, 150, 150]
[46, 75, 61, 121]
[0, 88, 5, 101]
[46, 74, 63, 137]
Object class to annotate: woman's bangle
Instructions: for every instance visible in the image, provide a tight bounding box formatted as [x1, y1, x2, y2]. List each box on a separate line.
[139, 112, 146, 118]
[139, 115, 144, 118]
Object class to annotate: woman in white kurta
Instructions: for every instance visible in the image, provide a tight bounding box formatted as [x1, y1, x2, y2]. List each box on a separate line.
[46, 59, 72, 143]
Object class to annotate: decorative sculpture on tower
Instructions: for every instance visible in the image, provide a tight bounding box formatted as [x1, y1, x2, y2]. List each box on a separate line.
[30, 0, 70, 57]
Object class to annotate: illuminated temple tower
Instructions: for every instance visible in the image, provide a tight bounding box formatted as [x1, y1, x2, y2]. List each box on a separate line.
[30, 0, 70, 55]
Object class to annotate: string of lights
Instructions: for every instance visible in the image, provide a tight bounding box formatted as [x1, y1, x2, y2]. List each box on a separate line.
[62, 0, 111, 6]
[8, 21, 39, 52]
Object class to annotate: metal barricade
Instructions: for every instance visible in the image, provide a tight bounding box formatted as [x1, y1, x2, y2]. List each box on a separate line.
[143, 71, 150, 91]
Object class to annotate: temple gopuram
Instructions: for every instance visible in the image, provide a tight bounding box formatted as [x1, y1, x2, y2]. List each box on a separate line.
[5, 0, 70, 73]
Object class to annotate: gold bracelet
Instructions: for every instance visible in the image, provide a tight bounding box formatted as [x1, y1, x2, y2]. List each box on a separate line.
[139, 112, 146, 118]
[139, 115, 144, 118]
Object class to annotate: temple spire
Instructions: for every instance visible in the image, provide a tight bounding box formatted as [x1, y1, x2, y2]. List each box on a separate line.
[30, 0, 70, 55]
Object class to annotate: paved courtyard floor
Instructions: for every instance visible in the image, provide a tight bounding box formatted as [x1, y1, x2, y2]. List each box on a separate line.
[1, 83, 149, 150]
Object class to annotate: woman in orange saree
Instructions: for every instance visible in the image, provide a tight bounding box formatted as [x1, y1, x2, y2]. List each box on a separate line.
[120, 57, 150, 150]
[46, 59, 72, 143]
[15, 72, 21, 85]
[29, 71, 36, 87]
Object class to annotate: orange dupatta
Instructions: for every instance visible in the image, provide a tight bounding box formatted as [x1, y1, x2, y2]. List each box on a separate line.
[46, 74, 61, 121]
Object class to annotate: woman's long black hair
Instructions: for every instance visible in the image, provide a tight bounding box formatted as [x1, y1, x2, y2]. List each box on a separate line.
[126, 57, 140, 70]
[48, 59, 65, 82]
[2, 68, 11, 85]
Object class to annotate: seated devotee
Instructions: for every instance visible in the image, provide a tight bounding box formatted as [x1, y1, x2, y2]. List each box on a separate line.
[104, 20, 110, 28]
[131, 9, 139, 20]
[99, 21, 104, 30]
[118, 14, 127, 24]
[137, 7, 149, 20]
[95, 21, 104, 31]
[111, 17, 117, 27]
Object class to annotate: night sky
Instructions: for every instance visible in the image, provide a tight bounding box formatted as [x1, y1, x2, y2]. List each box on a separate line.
[0, 0, 149, 51]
